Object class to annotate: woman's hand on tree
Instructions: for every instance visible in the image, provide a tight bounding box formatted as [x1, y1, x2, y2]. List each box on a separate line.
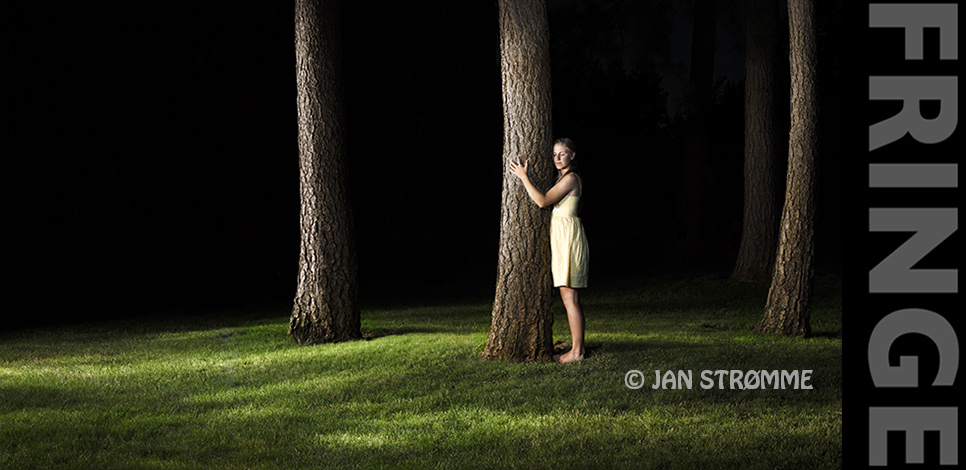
[508, 157, 529, 180]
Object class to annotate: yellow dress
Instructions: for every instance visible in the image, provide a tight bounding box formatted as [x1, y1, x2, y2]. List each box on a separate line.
[551, 178, 589, 288]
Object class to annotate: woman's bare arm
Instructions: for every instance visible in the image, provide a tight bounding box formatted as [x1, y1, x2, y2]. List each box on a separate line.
[508, 158, 577, 208]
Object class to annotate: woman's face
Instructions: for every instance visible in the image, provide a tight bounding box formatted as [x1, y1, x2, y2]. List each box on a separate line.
[553, 143, 575, 171]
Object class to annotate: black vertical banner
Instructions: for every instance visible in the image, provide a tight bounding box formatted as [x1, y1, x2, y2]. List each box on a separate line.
[845, 1, 963, 468]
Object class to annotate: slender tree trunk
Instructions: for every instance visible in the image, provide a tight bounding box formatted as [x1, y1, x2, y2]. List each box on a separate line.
[756, 0, 818, 337]
[482, 0, 555, 362]
[289, 0, 360, 344]
[731, 0, 781, 282]
[671, 0, 716, 266]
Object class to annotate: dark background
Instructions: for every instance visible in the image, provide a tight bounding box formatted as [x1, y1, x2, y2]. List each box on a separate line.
[6, 0, 846, 327]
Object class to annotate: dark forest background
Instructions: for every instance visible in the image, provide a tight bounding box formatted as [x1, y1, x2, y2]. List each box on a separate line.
[6, 0, 845, 328]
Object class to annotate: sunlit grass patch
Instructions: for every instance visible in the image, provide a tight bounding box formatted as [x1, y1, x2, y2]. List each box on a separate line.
[1, 274, 841, 469]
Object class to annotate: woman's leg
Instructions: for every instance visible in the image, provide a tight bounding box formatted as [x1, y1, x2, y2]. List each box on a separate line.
[556, 286, 585, 363]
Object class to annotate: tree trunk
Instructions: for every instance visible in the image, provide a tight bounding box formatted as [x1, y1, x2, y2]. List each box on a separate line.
[481, 0, 555, 362]
[731, 0, 781, 282]
[289, 0, 361, 344]
[671, 0, 716, 266]
[756, 0, 817, 337]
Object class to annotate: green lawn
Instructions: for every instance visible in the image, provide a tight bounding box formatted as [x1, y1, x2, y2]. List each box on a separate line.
[1, 273, 842, 469]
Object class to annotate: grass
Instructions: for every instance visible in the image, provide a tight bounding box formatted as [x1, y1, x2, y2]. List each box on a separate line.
[1, 273, 842, 469]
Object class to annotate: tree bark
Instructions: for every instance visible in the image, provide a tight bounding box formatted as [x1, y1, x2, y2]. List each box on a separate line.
[289, 0, 361, 344]
[481, 0, 555, 362]
[731, 0, 781, 282]
[671, 0, 716, 266]
[756, 0, 818, 337]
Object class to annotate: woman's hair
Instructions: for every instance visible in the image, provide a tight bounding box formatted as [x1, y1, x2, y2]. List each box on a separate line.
[554, 137, 579, 174]
[554, 137, 577, 154]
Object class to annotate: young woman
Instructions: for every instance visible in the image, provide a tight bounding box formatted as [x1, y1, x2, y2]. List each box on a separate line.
[508, 138, 589, 364]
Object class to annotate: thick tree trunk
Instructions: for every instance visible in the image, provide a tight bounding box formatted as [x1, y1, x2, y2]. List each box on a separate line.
[289, 0, 361, 344]
[731, 0, 781, 282]
[481, 0, 555, 362]
[671, 0, 716, 266]
[756, 0, 818, 337]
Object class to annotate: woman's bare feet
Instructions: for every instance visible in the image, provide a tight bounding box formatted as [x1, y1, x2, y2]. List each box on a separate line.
[555, 348, 584, 364]
[553, 348, 586, 364]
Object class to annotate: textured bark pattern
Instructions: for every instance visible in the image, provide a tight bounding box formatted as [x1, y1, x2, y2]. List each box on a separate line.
[481, 0, 555, 362]
[757, 0, 818, 337]
[732, 0, 781, 282]
[672, 0, 716, 266]
[289, 0, 361, 344]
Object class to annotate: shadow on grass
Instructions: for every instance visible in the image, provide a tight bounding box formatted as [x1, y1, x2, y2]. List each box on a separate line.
[552, 338, 683, 358]
[361, 326, 452, 340]
[808, 332, 842, 340]
[0, 384, 108, 413]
